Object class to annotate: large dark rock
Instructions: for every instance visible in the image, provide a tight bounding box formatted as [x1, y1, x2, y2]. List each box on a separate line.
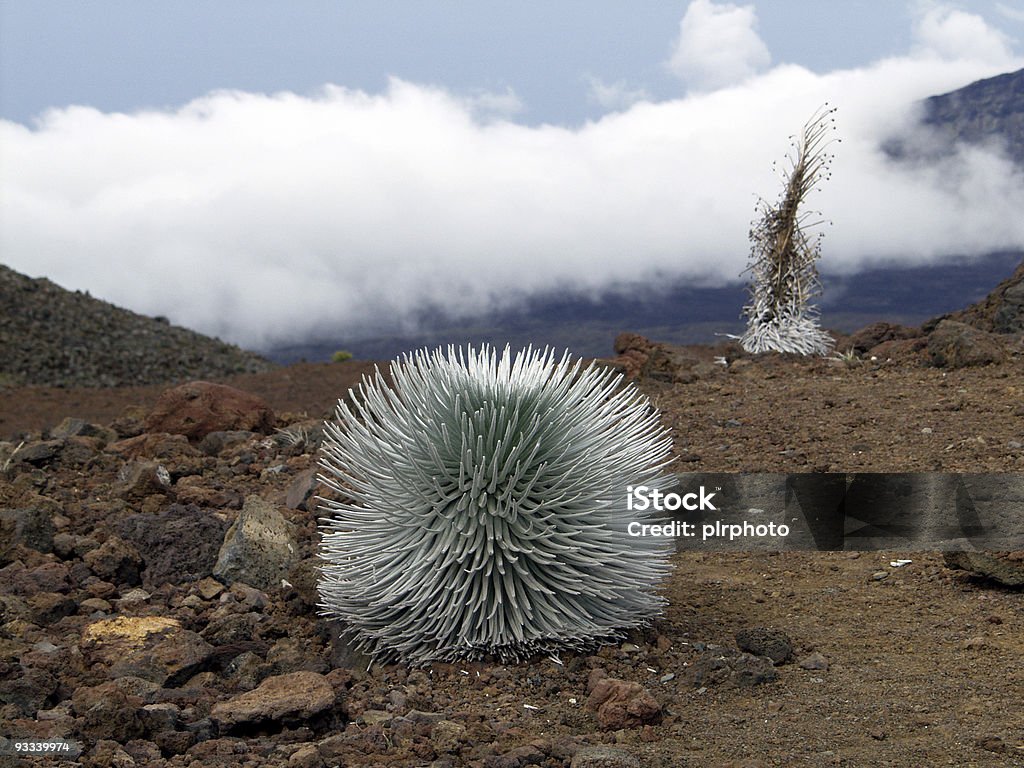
[72, 681, 145, 742]
[118, 504, 230, 590]
[0, 506, 55, 560]
[734, 627, 794, 665]
[83, 536, 143, 587]
[927, 320, 1006, 368]
[846, 322, 920, 355]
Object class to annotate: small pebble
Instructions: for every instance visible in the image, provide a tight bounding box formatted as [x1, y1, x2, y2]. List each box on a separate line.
[798, 652, 829, 671]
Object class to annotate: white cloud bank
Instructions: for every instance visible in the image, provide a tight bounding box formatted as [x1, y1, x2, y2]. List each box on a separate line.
[2, 3, 1023, 349]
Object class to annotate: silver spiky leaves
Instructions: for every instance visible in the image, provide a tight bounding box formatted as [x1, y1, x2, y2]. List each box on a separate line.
[317, 345, 674, 665]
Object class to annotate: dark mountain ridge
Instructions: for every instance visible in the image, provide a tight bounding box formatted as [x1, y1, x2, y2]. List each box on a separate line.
[0, 264, 275, 387]
[922, 67, 1024, 164]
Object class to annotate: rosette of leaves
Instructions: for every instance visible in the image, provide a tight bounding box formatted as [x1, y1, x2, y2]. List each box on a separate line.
[317, 344, 674, 665]
[740, 105, 839, 356]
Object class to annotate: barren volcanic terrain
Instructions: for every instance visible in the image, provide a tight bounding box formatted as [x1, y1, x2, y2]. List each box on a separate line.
[2, 327, 1023, 767]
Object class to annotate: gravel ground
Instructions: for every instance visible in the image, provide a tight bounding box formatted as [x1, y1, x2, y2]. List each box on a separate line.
[1, 341, 1022, 767]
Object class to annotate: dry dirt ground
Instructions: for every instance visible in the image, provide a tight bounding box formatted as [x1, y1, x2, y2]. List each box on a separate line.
[1, 349, 1022, 766]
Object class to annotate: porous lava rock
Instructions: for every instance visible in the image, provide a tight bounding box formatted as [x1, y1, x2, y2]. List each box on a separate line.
[927, 320, 1006, 368]
[144, 381, 275, 441]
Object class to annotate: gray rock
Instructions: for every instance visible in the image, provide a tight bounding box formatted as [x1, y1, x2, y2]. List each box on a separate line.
[0, 506, 55, 557]
[138, 702, 181, 735]
[50, 417, 105, 440]
[731, 652, 779, 686]
[115, 460, 172, 501]
[320, 618, 374, 671]
[9, 439, 63, 466]
[993, 279, 1024, 333]
[0, 666, 58, 716]
[214, 495, 299, 591]
[571, 745, 641, 768]
[197, 429, 257, 456]
[285, 467, 320, 511]
[798, 652, 830, 671]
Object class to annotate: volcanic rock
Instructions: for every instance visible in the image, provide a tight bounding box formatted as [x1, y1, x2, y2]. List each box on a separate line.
[72, 680, 145, 742]
[213, 495, 299, 591]
[118, 504, 230, 590]
[846, 322, 921, 355]
[144, 381, 275, 441]
[943, 551, 1024, 586]
[83, 536, 143, 587]
[81, 616, 215, 686]
[586, 670, 662, 730]
[734, 627, 794, 664]
[0, 506, 55, 559]
[115, 460, 172, 502]
[927, 320, 1006, 368]
[209, 670, 336, 729]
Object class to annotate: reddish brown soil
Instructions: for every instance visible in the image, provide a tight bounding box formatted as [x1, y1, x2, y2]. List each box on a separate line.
[1, 349, 1022, 767]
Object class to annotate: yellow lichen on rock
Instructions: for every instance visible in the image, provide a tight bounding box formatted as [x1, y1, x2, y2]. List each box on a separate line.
[82, 616, 180, 646]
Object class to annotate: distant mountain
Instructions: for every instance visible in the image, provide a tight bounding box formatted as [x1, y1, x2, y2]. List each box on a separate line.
[921, 67, 1024, 165]
[0, 264, 275, 387]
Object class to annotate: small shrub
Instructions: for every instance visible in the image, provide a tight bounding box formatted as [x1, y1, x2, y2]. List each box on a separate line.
[331, 350, 353, 363]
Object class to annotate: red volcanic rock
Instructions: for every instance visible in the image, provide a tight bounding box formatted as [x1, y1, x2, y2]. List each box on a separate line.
[144, 381, 275, 441]
[586, 670, 662, 730]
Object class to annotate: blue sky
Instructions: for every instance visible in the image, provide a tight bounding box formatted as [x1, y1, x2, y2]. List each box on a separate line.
[2, 1, 1024, 347]
[2, 1, 1019, 125]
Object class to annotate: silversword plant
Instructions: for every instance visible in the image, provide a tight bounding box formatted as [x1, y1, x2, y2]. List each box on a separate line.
[317, 345, 674, 665]
[740, 105, 839, 356]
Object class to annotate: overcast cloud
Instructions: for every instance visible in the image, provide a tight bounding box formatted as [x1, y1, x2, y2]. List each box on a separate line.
[2, 3, 1024, 349]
